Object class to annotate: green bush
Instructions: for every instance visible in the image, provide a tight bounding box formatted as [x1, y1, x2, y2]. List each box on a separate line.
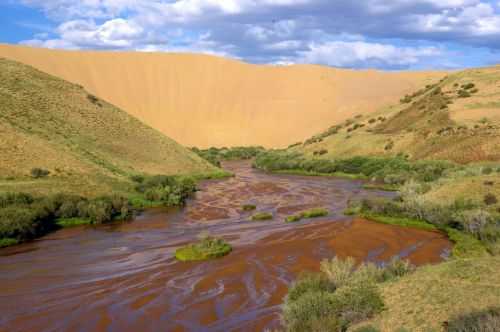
[333, 283, 384, 324]
[242, 204, 257, 211]
[0, 192, 135, 246]
[0, 192, 34, 208]
[30, 168, 50, 178]
[283, 291, 342, 332]
[446, 307, 500, 332]
[287, 273, 337, 302]
[251, 212, 273, 221]
[175, 236, 232, 261]
[381, 257, 415, 280]
[301, 208, 329, 218]
[136, 175, 197, 206]
[320, 256, 356, 288]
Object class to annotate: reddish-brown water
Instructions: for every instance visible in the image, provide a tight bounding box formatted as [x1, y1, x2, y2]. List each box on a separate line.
[0, 161, 451, 332]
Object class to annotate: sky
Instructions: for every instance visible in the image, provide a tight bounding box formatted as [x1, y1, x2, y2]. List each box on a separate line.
[1, 0, 500, 70]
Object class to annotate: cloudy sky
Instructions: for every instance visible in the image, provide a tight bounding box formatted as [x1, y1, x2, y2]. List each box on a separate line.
[1, 0, 500, 69]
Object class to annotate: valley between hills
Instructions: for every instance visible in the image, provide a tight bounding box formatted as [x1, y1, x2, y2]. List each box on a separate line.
[0, 45, 499, 332]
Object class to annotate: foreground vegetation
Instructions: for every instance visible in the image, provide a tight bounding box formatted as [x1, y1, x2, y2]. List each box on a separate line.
[175, 234, 232, 261]
[283, 256, 413, 331]
[0, 174, 199, 247]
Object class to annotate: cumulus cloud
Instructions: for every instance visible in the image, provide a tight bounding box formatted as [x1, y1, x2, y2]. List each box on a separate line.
[16, 0, 500, 69]
[298, 41, 442, 68]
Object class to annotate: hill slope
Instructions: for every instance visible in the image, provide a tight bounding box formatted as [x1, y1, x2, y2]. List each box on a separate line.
[0, 58, 218, 196]
[295, 65, 500, 163]
[0, 44, 444, 148]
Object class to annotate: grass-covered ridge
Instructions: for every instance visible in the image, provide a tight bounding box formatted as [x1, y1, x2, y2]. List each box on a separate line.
[0, 58, 221, 197]
[293, 67, 500, 164]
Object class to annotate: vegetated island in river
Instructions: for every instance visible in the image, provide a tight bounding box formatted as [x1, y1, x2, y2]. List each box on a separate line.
[175, 235, 232, 261]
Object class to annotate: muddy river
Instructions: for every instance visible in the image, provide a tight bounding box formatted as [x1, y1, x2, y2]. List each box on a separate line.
[0, 161, 451, 332]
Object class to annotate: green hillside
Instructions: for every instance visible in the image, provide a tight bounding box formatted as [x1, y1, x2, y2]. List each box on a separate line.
[295, 66, 500, 164]
[0, 58, 220, 197]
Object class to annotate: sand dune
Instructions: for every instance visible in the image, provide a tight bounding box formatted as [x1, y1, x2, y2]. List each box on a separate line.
[0, 44, 445, 148]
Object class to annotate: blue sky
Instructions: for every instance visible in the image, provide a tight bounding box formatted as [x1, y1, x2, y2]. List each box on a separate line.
[1, 0, 500, 70]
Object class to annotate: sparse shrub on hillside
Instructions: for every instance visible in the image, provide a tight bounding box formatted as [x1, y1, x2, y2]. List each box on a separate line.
[482, 167, 493, 175]
[446, 307, 500, 332]
[87, 94, 102, 107]
[484, 193, 498, 205]
[30, 168, 50, 178]
[384, 141, 394, 151]
[461, 83, 475, 90]
[470, 88, 479, 94]
[130, 174, 145, 183]
[313, 149, 328, 156]
[368, 118, 377, 124]
[458, 90, 471, 98]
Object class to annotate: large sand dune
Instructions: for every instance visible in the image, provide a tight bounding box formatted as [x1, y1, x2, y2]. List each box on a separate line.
[0, 44, 445, 148]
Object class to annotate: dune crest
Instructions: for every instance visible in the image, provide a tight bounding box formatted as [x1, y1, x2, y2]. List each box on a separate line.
[0, 44, 444, 148]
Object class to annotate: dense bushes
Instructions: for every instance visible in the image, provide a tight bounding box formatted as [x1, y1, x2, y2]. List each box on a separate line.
[0, 192, 134, 245]
[254, 151, 455, 186]
[349, 181, 500, 256]
[283, 256, 412, 331]
[191, 146, 265, 167]
[0, 172, 200, 247]
[133, 175, 197, 206]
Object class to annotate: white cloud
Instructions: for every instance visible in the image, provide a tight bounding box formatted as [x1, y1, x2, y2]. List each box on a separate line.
[410, 2, 500, 35]
[298, 41, 442, 68]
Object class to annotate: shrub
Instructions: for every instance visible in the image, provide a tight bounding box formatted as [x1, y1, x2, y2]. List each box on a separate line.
[484, 193, 498, 205]
[0, 192, 34, 208]
[458, 90, 471, 98]
[301, 208, 329, 218]
[286, 215, 303, 223]
[287, 273, 337, 302]
[30, 168, 50, 178]
[130, 174, 145, 183]
[320, 256, 356, 288]
[283, 291, 342, 332]
[333, 283, 384, 324]
[251, 212, 273, 221]
[454, 209, 492, 236]
[446, 307, 500, 332]
[175, 236, 232, 261]
[242, 204, 257, 211]
[461, 83, 475, 90]
[381, 257, 415, 280]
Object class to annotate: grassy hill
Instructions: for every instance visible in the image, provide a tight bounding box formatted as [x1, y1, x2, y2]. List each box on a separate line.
[0, 44, 443, 148]
[0, 58, 220, 197]
[294, 65, 500, 164]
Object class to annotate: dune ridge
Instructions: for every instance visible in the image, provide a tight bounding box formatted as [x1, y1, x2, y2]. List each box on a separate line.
[0, 44, 444, 148]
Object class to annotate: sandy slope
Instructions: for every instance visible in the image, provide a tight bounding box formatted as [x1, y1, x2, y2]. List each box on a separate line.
[0, 44, 445, 148]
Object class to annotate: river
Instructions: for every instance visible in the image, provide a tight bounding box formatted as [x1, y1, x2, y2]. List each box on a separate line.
[0, 161, 451, 332]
